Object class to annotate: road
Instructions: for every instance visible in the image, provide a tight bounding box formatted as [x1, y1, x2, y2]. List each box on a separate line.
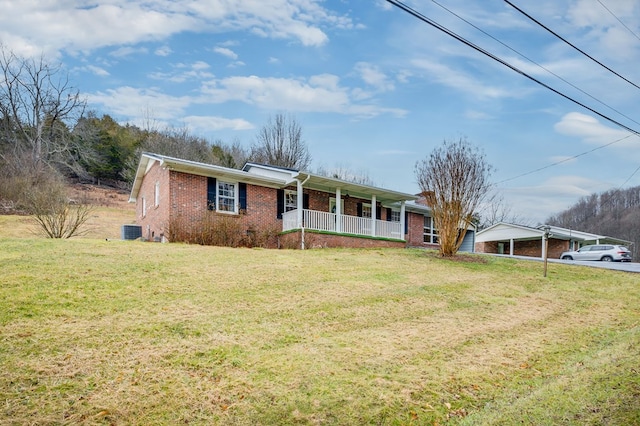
[487, 254, 640, 273]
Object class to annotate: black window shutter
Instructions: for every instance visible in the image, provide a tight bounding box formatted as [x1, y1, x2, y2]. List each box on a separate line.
[376, 205, 382, 220]
[207, 177, 217, 210]
[303, 193, 309, 210]
[404, 212, 409, 235]
[357, 202, 362, 217]
[239, 182, 247, 210]
[277, 189, 284, 219]
[386, 208, 392, 221]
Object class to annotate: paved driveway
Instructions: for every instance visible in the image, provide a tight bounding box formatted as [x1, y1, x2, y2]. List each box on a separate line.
[552, 258, 640, 273]
[487, 254, 640, 273]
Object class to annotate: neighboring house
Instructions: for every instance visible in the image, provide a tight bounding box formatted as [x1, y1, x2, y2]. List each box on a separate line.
[128, 153, 476, 250]
[475, 222, 632, 259]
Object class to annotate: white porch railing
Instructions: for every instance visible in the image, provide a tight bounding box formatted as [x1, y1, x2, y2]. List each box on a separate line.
[282, 209, 403, 240]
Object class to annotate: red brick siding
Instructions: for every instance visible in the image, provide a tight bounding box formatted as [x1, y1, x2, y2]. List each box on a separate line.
[136, 161, 171, 241]
[548, 240, 570, 258]
[170, 171, 207, 223]
[279, 230, 405, 249]
[165, 172, 281, 245]
[245, 184, 280, 230]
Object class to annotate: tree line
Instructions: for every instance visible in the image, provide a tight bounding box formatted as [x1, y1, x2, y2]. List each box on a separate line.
[546, 186, 640, 252]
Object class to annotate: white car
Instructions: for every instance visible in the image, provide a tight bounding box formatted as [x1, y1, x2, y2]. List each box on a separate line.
[560, 244, 632, 262]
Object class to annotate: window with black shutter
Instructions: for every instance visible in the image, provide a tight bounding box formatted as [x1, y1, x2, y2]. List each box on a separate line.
[239, 183, 247, 211]
[207, 177, 216, 210]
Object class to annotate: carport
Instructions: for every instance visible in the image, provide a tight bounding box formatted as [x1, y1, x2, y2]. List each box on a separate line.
[475, 222, 632, 260]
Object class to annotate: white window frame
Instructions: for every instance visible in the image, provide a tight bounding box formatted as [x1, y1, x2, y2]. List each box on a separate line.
[361, 202, 372, 218]
[390, 209, 401, 222]
[217, 180, 238, 214]
[285, 189, 297, 212]
[141, 196, 146, 217]
[423, 215, 439, 244]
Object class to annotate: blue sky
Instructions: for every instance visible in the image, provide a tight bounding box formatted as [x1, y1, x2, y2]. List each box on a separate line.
[2, 0, 640, 224]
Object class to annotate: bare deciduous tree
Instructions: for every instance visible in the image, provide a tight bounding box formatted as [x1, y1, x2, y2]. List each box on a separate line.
[0, 45, 86, 173]
[477, 191, 532, 230]
[24, 173, 93, 238]
[211, 138, 249, 169]
[251, 113, 311, 170]
[415, 138, 493, 257]
[316, 163, 375, 186]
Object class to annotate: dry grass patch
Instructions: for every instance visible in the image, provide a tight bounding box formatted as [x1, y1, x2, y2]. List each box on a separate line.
[0, 237, 639, 425]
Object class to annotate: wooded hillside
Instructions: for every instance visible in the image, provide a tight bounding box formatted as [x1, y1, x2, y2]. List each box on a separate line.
[546, 186, 640, 252]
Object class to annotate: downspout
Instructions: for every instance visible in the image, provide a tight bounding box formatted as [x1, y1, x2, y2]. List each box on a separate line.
[295, 174, 311, 250]
[400, 201, 406, 243]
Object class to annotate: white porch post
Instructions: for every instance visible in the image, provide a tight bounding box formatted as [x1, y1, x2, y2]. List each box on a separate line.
[510, 239, 514, 256]
[335, 187, 341, 233]
[296, 179, 304, 228]
[400, 201, 406, 240]
[371, 195, 377, 237]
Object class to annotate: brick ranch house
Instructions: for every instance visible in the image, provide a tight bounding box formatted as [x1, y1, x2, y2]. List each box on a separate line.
[475, 222, 631, 259]
[129, 152, 476, 250]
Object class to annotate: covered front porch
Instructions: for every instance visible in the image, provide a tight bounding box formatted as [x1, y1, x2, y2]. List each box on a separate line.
[282, 208, 403, 240]
[277, 171, 416, 248]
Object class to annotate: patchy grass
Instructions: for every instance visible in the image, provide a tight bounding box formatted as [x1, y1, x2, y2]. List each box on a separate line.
[0, 215, 639, 425]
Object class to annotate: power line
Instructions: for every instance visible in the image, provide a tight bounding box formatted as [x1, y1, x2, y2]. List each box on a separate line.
[496, 134, 636, 184]
[596, 0, 640, 43]
[428, 0, 640, 128]
[428, 0, 640, 189]
[504, 0, 640, 92]
[385, 0, 640, 137]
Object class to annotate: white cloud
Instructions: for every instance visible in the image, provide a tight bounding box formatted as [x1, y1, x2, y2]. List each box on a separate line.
[200, 74, 406, 118]
[213, 47, 238, 60]
[554, 112, 630, 144]
[182, 115, 254, 132]
[354, 62, 394, 92]
[148, 62, 214, 83]
[0, 0, 355, 58]
[191, 61, 210, 71]
[502, 175, 603, 224]
[87, 86, 193, 119]
[411, 59, 515, 99]
[201, 75, 349, 111]
[155, 45, 172, 56]
[110, 46, 148, 58]
[84, 65, 110, 77]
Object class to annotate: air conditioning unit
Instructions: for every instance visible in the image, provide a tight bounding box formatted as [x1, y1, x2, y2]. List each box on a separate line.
[121, 224, 142, 240]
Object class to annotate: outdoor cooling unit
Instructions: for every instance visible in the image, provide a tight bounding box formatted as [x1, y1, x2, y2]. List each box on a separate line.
[121, 224, 142, 240]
